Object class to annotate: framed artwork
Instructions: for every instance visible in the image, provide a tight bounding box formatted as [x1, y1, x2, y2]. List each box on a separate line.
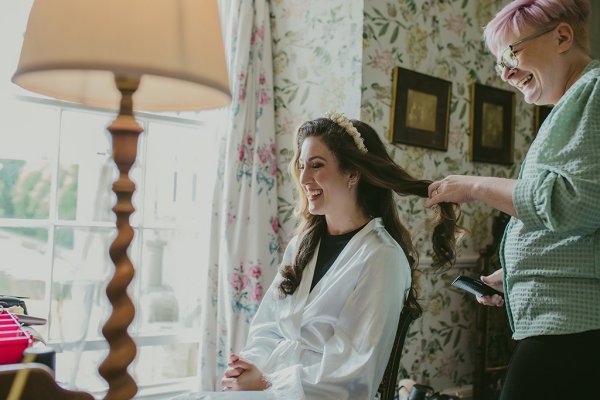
[470, 83, 515, 165]
[533, 105, 553, 137]
[389, 67, 452, 151]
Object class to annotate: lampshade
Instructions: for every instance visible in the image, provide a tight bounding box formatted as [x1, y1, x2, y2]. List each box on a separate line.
[12, 0, 231, 111]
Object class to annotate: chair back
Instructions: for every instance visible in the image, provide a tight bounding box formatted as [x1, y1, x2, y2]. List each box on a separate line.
[378, 307, 417, 400]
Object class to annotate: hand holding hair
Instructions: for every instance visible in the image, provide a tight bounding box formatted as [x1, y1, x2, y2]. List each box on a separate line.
[425, 175, 516, 217]
[425, 175, 479, 208]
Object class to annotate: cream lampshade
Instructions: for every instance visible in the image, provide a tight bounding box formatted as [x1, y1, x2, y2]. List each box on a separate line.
[12, 1, 230, 399]
[13, 0, 230, 111]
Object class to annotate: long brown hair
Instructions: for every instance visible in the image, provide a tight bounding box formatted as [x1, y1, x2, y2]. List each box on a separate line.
[279, 118, 461, 316]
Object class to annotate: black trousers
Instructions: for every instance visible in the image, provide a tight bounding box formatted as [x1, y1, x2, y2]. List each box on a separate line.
[500, 329, 600, 400]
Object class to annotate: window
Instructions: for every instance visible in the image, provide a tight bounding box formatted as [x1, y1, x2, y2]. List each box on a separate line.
[0, 2, 221, 395]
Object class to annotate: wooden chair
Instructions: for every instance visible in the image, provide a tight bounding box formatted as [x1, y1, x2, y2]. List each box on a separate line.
[378, 307, 418, 400]
[0, 363, 94, 400]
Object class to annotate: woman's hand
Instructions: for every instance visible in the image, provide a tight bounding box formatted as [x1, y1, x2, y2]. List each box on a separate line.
[221, 354, 270, 391]
[221, 353, 245, 384]
[425, 175, 517, 217]
[476, 269, 505, 307]
[425, 175, 480, 208]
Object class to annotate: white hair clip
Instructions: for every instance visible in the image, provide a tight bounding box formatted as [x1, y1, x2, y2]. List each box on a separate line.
[325, 111, 368, 153]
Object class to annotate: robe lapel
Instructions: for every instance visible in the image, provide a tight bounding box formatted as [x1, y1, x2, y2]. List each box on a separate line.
[281, 241, 319, 329]
[306, 218, 381, 301]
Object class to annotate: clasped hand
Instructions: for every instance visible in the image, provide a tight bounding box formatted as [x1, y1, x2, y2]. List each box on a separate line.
[221, 353, 270, 391]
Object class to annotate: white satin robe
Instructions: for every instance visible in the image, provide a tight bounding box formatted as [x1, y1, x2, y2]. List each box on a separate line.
[239, 217, 411, 399]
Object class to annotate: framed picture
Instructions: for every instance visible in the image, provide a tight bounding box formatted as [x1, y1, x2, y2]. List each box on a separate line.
[389, 67, 452, 151]
[533, 105, 553, 137]
[470, 83, 515, 165]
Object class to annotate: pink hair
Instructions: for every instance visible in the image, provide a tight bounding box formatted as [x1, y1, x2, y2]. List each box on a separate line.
[483, 0, 591, 56]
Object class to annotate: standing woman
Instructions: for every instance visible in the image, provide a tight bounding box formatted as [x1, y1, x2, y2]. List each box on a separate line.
[220, 113, 461, 399]
[426, 1, 600, 399]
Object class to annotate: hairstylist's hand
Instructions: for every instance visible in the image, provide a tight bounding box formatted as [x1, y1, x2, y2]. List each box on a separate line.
[221, 355, 270, 391]
[425, 175, 481, 208]
[477, 269, 505, 307]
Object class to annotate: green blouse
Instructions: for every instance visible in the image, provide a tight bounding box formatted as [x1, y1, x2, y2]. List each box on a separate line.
[501, 59, 600, 340]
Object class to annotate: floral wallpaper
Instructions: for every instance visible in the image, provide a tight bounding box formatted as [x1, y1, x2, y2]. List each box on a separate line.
[362, 0, 533, 258]
[270, 0, 364, 240]
[269, 0, 534, 393]
[360, 1, 534, 389]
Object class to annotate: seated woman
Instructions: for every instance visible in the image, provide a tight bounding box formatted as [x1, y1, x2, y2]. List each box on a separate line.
[218, 113, 461, 399]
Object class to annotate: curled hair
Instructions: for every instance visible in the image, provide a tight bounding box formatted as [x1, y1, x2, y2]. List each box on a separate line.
[483, 0, 591, 55]
[279, 118, 463, 316]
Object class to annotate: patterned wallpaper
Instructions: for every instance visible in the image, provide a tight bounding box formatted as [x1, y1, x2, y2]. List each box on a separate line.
[270, 0, 534, 392]
[362, 0, 535, 258]
[270, 0, 364, 240]
[360, 1, 532, 388]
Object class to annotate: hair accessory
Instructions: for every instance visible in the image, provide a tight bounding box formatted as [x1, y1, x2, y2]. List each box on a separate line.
[325, 111, 368, 153]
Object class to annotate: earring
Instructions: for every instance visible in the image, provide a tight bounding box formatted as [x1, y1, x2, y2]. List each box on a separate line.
[348, 181, 353, 191]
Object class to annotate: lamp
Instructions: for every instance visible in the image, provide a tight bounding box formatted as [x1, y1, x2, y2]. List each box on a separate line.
[12, 1, 230, 399]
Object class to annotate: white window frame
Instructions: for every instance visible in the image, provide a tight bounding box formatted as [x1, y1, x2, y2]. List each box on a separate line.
[0, 94, 215, 397]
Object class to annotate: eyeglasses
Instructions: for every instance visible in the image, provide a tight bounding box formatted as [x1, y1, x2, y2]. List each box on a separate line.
[494, 25, 557, 77]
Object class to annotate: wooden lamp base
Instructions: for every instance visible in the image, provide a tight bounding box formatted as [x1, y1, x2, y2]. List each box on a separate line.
[98, 76, 143, 400]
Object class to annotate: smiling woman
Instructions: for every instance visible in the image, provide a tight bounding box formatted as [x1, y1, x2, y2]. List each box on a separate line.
[485, 0, 592, 106]
[206, 115, 463, 399]
[298, 136, 367, 229]
[425, 1, 600, 399]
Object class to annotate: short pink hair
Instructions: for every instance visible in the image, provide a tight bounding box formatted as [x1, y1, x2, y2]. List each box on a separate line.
[483, 0, 591, 56]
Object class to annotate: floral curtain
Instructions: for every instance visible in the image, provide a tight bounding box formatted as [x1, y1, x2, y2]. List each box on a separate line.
[198, 0, 280, 390]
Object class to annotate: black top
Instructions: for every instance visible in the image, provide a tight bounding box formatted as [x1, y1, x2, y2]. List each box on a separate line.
[310, 224, 366, 292]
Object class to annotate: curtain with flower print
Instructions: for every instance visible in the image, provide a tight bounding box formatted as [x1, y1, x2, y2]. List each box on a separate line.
[198, 0, 280, 390]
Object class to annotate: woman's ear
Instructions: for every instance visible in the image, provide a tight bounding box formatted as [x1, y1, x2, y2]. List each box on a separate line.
[555, 22, 574, 53]
[347, 170, 361, 186]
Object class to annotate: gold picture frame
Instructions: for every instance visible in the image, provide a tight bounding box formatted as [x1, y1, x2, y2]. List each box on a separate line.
[470, 83, 515, 165]
[389, 67, 452, 151]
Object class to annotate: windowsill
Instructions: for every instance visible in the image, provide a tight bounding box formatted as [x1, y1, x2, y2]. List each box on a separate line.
[49, 329, 202, 353]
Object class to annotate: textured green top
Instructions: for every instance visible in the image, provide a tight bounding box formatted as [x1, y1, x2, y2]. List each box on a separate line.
[501, 60, 600, 340]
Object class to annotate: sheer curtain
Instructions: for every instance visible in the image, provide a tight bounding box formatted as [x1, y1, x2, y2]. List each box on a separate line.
[198, 0, 280, 390]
